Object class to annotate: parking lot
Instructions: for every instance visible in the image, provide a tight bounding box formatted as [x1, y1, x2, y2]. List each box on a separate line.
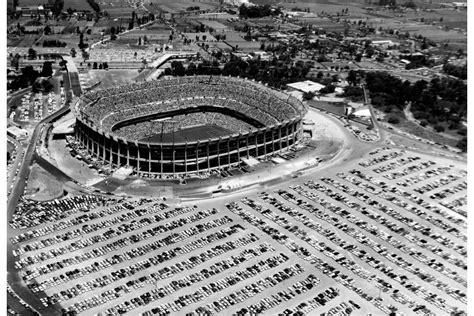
[9, 147, 466, 315]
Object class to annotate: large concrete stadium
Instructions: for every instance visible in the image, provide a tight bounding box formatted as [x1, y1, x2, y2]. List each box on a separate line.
[74, 76, 307, 176]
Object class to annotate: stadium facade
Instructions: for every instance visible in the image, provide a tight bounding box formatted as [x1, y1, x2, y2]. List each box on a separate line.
[74, 76, 307, 177]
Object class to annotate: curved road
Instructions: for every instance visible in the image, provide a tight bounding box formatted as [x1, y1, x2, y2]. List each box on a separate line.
[7, 104, 72, 316]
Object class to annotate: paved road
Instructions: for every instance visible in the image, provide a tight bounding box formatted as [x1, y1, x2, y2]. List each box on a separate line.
[7, 104, 72, 316]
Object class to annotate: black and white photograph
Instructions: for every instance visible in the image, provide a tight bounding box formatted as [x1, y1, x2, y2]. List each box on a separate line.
[5, 0, 469, 315]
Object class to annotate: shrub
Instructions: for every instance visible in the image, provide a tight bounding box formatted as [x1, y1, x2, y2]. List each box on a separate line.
[457, 128, 467, 136]
[387, 116, 400, 124]
[434, 125, 445, 133]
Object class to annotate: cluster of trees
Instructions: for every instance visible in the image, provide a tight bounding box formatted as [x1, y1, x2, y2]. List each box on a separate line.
[239, 4, 281, 19]
[164, 56, 311, 89]
[377, 0, 396, 5]
[443, 63, 467, 80]
[186, 6, 200, 11]
[340, 85, 364, 102]
[43, 39, 67, 47]
[88, 62, 109, 70]
[8, 62, 54, 92]
[128, 11, 155, 30]
[400, 53, 434, 70]
[360, 71, 467, 150]
[78, 33, 88, 50]
[51, 0, 65, 17]
[87, 0, 100, 13]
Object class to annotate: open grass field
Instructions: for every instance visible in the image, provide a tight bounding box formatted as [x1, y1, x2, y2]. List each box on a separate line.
[79, 69, 140, 89]
[147, 0, 219, 13]
[308, 100, 346, 117]
[141, 125, 233, 143]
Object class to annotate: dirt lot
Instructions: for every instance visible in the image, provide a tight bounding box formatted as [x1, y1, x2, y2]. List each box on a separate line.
[24, 163, 64, 202]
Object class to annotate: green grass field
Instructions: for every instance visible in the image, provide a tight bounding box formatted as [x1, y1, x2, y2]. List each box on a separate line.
[141, 125, 232, 143]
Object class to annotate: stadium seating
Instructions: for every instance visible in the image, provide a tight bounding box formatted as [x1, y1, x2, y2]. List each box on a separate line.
[78, 76, 306, 138]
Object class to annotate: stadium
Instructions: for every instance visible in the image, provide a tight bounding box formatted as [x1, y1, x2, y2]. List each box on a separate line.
[74, 76, 307, 177]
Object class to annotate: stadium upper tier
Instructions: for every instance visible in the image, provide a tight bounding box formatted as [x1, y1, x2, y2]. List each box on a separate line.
[77, 76, 306, 137]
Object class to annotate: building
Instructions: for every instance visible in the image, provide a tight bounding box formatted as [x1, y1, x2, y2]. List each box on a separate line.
[287, 80, 326, 94]
[75, 76, 307, 177]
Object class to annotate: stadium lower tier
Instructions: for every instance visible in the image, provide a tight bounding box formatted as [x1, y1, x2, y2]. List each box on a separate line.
[74, 118, 304, 176]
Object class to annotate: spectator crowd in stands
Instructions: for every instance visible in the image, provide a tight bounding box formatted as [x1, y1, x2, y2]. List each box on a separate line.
[78, 76, 306, 141]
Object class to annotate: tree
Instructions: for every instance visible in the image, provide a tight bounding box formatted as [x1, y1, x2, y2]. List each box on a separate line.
[28, 48, 37, 60]
[434, 125, 445, 133]
[41, 61, 53, 77]
[78, 33, 87, 50]
[319, 84, 335, 94]
[70, 48, 76, 58]
[456, 137, 467, 152]
[51, 0, 64, 16]
[387, 116, 400, 124]
[170, 60, 185, 76]
[93, 62, 97, 69]
[302, 91, 315, 100]
[347, 70, 358, 85]
[44, 25, 52, 35]
[59, 59, 68, 70]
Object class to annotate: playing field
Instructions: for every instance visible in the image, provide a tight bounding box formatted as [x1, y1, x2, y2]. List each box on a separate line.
[140, 125, 233, 143]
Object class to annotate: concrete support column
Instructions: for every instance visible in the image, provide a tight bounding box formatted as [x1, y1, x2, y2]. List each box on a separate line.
[227, 138, 231, 167]
[109, 138, 113, 166]
[172, 146, 176, 176]
[207, 143, 210, 172]
[127, 144, 130, 166]
[237, 135, 241, 167]
[160, 144, 163, 175]
[117, 141, 121, 167]
[217, 138, 221, 170]
[184, 142, 188, 176]
[102, 137, 107, 164]
[278, 127, 282, 153]
[137, 145, 141, 174]
[148, 144, 151, 174]
[246, 134, 250, 158]
[271, 129, 275, 155]
[196, 141, 200, 173]
[255, 134, 258, 157]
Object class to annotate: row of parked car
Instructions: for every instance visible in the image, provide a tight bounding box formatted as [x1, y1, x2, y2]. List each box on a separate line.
[372, 156, 421, 174]
[31, 217, 235, 298]
[232, 275, 324, 315]
[383, 160, 436, 180]
[105, 254, 292, 315]
[21, 208, 222, 282]
[69, 241, 275, 313]
[11, 194, 119, 230]
[358, 150, 404, 168]
[396, 166, 452, 187]
[347, 170, 467, 233]
[13, 201, 169, 259]
[190, 264, 306, 315]
[225, 201, 396, 315]
[300, 180, 466, 298]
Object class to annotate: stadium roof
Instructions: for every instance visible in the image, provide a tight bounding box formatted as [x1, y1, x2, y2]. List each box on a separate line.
[287, 80, 325, 93]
